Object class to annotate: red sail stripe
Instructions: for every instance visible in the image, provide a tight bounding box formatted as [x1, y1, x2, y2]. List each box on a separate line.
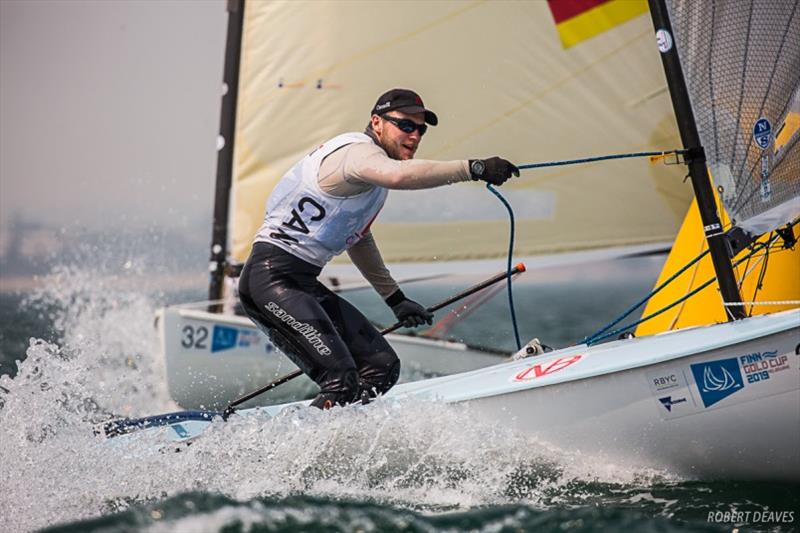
[547, 0, 611, 24]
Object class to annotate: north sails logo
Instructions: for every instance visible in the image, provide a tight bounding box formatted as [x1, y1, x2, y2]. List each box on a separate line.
[265, 302, 332, 356]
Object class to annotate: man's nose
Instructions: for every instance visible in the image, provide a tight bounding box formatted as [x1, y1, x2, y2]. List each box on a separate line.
[408, 129, 421, 142]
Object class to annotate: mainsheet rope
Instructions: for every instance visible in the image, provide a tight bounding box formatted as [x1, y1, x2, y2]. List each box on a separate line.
[486, 183, 522, 350]
[486, 149, 684, 352]
[517, 150, 684, 170]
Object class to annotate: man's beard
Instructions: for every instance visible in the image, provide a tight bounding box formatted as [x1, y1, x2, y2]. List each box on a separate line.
[365, 124, 413, 160]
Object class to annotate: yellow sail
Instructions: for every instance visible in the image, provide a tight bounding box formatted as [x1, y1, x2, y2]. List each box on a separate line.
[636, 101, 800, 335]
[229, 0, 690, 265]
[635, 197, 800, 336]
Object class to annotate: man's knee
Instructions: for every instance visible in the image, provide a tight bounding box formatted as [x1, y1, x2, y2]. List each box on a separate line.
[378, 358, 401, 393]
[310, 367, 360, 409]
[362, 357, 400, 396]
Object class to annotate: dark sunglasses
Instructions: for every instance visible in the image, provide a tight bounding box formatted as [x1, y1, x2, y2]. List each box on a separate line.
[381, 115, 427, 136]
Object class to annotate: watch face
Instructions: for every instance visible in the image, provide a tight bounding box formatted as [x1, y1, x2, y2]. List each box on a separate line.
[471, 160, 485, 176]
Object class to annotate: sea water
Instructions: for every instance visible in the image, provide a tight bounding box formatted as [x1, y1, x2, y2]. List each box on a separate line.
[0, 258, 797, 532]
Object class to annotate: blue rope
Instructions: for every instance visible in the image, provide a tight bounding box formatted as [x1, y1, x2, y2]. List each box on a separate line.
[518, 151, 679, 170]
[584, 235, 779, 345]
[478, 148, 681, 349]
[586, 276, 717, 345]
[486, 184, 522, 350]
[581, 248, 711, 345]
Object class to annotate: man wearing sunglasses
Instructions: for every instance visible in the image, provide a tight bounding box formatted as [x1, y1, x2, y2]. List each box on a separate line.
[239, 88, 519, 410]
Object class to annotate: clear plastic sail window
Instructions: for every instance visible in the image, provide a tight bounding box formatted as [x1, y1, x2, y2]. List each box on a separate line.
[665, 0, 800, 236]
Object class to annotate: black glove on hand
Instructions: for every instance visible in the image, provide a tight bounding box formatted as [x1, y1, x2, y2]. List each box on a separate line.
[469, 157, 520, 186]
[386, 290, 434, 328]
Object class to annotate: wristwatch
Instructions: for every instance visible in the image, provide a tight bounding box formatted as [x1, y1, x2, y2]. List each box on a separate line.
[470, 159, 485, 180]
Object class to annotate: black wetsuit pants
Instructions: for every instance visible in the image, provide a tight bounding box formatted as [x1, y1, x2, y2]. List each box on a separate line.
[238, 242, 400, 408]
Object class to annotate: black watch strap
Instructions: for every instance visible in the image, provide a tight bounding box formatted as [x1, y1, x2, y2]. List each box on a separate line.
[469, 159, 485, 180]
[385, 289, 406, 307]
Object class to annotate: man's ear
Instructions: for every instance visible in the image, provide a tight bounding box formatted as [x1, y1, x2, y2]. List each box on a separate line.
[370, 114, 382, 135]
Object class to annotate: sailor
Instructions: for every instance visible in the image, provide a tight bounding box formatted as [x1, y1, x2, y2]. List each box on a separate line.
[238, 88, 518, 409]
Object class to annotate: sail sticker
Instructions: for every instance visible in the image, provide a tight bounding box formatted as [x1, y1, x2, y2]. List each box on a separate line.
[656, 29, 673, 53]
[211, 325, 239, 353]
[760, 154, 772, 201]
[646, 367, 697, 419]
[703, 222, 722, 237]
[740, 350, 789, 384]
[649, 349, 796, 418]
[760, 179, 772, 202]
[753, 118, 772, 150]
[658, 395, 687, 412]
[650, 371, 682, 392]
[690, 358, 744, 408]
[511, 355, 582, 382]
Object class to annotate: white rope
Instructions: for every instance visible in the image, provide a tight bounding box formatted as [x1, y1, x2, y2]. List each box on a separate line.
[723, 300, 800, 306]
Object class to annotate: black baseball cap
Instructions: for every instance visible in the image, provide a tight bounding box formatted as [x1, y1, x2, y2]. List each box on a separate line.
[371, 88, 438, 126]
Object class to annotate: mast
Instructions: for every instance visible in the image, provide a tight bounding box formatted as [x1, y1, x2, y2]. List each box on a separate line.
[647, 0, 745, 320]
[208, 0, 245, 308]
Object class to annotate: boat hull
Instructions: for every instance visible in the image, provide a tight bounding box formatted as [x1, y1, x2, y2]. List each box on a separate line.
[158, 306, 505, 409]
[129, 309, 798, 481]
[466, 329, 799, 481]
[392, 310, 800, 481]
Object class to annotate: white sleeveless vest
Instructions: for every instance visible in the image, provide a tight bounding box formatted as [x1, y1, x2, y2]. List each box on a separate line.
[254, 132, 389, 266]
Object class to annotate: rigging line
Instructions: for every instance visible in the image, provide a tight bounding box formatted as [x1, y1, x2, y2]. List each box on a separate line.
[750, 233, 772, 316]
[769, 237, 797, 252]
[666, 222, 720, 332]
[485, 183, 522, 350]
[729, 238, 770, 316]
[581, 248, 711, 345]
[736, 246, 789, 264]
[720, 233, 778, 318]
[731, 246, 793, 262]
[587, 276, 718, 345]
[667, 239, 704, 331]
[587, 234, 780, 345]
[517, 150, 681, 171]
[724, 300, 800, 306]
[736, 247, 753, 293]
[739, 245, 769, 283]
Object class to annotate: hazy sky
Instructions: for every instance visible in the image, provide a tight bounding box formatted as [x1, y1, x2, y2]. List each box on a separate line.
[1, 0, 227, 230]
